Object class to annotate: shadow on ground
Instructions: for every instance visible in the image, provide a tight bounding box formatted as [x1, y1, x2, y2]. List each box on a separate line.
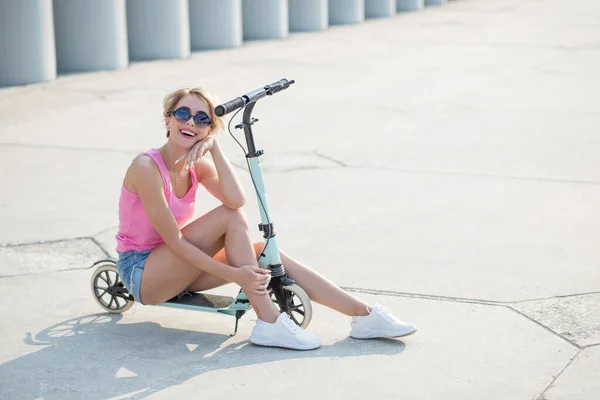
[1, 314, 407, 399]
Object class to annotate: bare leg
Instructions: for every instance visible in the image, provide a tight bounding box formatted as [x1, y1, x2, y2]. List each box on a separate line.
[139, 206, 279, 323]
[212, 243, 370, 317]
[278, 249, 370, 317]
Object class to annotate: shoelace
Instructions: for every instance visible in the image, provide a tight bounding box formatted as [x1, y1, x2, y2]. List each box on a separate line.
[280, 313, 302, 334]
[373, 304, 398, 323]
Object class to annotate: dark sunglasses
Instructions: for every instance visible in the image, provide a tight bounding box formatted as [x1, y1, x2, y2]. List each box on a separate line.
[170, 107, 212, 128]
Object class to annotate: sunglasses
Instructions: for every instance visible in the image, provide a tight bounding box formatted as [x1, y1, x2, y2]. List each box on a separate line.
[170, 107, 212, 128]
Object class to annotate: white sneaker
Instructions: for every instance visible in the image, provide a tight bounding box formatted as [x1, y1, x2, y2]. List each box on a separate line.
[350, 303, 417, 339]
[249, 313, 322, 350]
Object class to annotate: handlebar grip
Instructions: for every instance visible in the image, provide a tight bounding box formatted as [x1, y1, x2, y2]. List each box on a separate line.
[215, 97, 246, 117]
[265, 78, 295, 95]
[216, 79, 295, 116]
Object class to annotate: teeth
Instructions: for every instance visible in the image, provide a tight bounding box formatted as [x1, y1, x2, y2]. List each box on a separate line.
[180, 130, 196, 137]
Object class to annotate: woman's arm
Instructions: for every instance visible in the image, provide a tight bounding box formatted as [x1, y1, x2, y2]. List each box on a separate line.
[127, 156, 239, 282]
[193, 139, 246, 209]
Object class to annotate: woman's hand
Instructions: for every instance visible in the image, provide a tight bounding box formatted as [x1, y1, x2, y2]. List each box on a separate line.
[232, 265, 272, 296]
[177, 135, 216, 169]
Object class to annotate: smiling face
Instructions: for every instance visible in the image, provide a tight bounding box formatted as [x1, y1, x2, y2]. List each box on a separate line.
[165, 94, 213, 148]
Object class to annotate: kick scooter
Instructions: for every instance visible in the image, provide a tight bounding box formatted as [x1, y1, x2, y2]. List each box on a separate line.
[90, 79, 311, 334]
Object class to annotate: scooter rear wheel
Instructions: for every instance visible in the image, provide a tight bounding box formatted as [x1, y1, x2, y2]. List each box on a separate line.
[271, 283, 313, 329]
[90, 263, 134, 314]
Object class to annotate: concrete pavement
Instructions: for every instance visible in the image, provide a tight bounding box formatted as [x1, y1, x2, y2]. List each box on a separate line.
[1, 0, 599, 399]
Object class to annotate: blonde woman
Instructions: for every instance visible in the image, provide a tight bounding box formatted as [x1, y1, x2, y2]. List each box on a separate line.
[115, 87, 417, 350]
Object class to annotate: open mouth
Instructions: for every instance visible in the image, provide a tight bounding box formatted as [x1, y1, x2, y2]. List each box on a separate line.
[179, 129, 197, 139]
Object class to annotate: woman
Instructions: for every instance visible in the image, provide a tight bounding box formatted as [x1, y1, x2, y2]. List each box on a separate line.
[115, 87, 417, 350]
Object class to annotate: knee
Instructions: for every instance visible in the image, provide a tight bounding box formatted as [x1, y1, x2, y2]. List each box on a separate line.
[221, 205, 249, 230]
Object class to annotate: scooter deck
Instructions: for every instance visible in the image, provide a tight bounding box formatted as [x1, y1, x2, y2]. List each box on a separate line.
[164, 291, 234, 309]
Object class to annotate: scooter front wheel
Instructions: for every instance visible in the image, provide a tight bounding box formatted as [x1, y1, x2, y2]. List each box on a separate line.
[271, 283, 313, 329]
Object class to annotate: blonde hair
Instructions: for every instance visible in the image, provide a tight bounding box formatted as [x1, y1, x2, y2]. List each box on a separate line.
[163, 87, 225, 137]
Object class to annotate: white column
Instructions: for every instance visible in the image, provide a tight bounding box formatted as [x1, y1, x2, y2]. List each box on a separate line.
[53, 0, 128, 73]
[329, 0, 365, 25]
[289, 0, 328, 32]
[397, 0, 423, 11]
[242, 0, 288, 40]
[126, 0, 190, 61]
[0, 0, 56, 86]
[425, 0, 447, 5]
[365, 0, 396, 18]
[189, 0, 242, 50]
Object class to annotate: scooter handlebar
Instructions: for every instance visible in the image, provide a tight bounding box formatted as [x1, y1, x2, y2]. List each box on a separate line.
[214, 78, 295, 117]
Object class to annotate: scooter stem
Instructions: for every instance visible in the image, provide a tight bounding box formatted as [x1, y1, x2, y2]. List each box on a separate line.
[241, 102, 289, 281]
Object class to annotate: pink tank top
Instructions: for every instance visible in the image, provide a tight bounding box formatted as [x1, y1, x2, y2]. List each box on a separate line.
[115, 149, 198, 252]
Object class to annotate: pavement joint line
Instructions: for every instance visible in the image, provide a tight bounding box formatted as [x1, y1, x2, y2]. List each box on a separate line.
[0, 236, 92, 248]
[38, 82, 174, 98]
[37, 84, 110, 100]
[345, 285, 600, 305]
[0, 234, 114, 261]
[582, 342, 600, 349]
[313, 150, 348, 167]
[352, 40, 585, 52]
[341, 286, 505, 306]
[89, 237, 111, 258]
[510, 290, 600, 303]
[0, 266, 97, 279]
[437, 103, 600, 117]
[90, 225, 118, 239]
[251, 153, 600, 183]
[0, 142, 347, 173]
[507, 306, 582, 350]
[535, 348, 583, 400]
[345, 164, 600, 186]
[263, 165, 344, 173]
[0, 142, 140, 155]
[479, 42, 584, 51]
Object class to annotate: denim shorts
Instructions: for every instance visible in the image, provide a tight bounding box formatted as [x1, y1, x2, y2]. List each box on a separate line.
[116, 249, 152, 305]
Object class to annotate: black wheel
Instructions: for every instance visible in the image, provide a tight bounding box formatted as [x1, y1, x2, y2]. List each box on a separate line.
[90, 263, 134, 313]
[271, 283, 313, 329]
